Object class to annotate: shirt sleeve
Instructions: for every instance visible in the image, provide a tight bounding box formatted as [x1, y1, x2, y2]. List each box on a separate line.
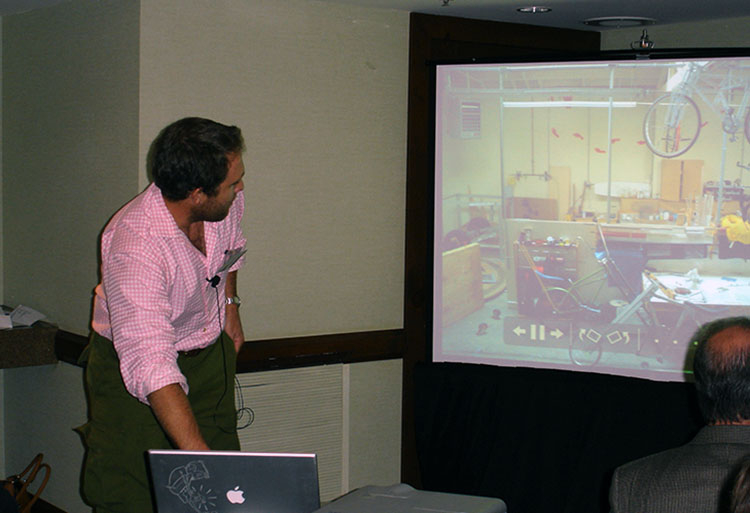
[102, 231, 187, 404]
[227, 191, 247, 273]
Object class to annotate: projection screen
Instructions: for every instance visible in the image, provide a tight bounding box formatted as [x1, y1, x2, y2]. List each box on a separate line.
[433, 51, 750, 381]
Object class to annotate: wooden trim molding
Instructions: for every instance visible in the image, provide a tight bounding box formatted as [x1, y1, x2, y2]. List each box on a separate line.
[54, 328, 404, 371]
[54, 329, 88, 366]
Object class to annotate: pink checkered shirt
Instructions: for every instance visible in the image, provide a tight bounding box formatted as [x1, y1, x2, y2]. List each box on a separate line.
[92, 183, 246, 404]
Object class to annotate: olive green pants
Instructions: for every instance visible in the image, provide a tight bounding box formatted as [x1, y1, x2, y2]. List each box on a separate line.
[78, 332, 240, 513]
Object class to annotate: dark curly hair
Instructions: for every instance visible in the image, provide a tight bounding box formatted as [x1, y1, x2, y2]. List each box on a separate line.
[693, 316, 750, 424]
[150, 117, 245, 201]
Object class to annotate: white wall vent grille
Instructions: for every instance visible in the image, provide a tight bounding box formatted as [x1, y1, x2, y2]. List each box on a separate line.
[235, 365, 343, 502]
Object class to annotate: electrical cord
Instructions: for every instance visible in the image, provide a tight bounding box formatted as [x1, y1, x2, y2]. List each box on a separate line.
[209, 282, 254, 434]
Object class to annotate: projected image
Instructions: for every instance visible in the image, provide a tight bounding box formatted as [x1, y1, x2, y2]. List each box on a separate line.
[433, 56, 750, 381]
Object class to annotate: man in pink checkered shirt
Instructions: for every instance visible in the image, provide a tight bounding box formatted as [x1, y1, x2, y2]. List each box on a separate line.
[79, 117, 248, 513]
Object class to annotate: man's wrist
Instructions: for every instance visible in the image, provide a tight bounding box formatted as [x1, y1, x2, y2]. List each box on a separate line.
[225, 295, 241, 307]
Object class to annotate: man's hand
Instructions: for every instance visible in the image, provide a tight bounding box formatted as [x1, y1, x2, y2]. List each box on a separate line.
[148, 383, 209, 450]
[225, 303, 245, 352]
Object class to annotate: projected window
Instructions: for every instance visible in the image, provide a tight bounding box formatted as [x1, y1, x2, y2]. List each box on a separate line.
[433, 56, 750, 381]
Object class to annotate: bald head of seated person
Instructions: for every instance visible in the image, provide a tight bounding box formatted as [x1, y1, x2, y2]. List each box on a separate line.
[610, 316, 750, 513]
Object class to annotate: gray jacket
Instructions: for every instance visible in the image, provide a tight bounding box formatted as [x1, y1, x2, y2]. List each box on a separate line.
[610, 425, 750, 513]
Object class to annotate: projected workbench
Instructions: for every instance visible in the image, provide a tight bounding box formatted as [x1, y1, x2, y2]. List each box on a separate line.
[648, 273, 750, 306]
[601, 223, 714, 259]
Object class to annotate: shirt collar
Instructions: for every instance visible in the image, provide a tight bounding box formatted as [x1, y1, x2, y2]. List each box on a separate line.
[145, 183, 184, 238]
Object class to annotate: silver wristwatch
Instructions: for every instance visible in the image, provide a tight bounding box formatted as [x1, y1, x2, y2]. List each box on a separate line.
[225, 295, 241, 307]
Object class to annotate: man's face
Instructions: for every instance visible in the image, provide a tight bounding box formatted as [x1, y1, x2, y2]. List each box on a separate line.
[196, 153, 245, 222]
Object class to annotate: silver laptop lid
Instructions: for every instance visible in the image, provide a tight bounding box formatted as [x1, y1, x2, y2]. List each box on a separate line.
[147, 450, 320, 513]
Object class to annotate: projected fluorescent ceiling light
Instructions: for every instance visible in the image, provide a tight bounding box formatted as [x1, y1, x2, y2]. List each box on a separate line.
[503, 101, 637, 108]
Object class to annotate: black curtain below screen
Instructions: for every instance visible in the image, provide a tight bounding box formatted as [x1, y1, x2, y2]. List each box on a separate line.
[413, 362, 703, 513]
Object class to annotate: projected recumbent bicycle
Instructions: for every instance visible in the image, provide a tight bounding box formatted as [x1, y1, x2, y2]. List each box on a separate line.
[516, 227, 721, 367]
[643, 61, 750, 158]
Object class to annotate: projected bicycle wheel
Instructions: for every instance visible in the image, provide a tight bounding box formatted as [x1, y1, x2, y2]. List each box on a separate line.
[643, 93, 701, 158]
[569, 327, 603, 367]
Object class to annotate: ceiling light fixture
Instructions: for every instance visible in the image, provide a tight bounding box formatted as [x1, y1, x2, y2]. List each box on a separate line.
[583, 16, 656, 27]
[517, 6, 552, 14]
[631, 29, 655, 49]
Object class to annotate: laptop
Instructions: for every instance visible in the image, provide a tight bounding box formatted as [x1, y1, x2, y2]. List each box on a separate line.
[147, 450, 320, 513]
[313, 483, 507, 513]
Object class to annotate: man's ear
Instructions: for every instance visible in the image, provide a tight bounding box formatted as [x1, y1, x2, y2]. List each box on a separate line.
[187, 188, 206, 205]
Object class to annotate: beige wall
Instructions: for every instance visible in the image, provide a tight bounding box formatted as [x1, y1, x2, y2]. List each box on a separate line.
[0, 0, 410, 340]
[2, 1, 405, 510]
[2, 0, 140, 331]
[347, 359, 402, 489]
[139, 0, 408, 340]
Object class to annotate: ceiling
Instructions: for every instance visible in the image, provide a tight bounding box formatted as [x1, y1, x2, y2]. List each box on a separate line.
[1, 0, 749, 32]
[327, 0, 750, 31]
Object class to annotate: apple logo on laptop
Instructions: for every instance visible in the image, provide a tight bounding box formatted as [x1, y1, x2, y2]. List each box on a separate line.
[226, 486, 245, 504]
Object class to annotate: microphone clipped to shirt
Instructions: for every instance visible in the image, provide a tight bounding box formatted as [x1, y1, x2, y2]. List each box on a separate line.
[207, 275, 221, 288]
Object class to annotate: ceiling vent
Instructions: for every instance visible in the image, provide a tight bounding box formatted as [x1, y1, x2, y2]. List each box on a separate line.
[583, 16, 656, 28]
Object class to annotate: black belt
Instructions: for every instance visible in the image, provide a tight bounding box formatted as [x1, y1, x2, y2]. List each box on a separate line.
[178, 347, 204, 357]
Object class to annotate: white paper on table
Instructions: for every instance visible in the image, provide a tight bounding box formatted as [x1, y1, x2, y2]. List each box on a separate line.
[0, 314, 12, 329]
[10, 305, 46, 326]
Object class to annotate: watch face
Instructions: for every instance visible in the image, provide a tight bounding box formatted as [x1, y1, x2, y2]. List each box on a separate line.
[226, 296, 241, 306]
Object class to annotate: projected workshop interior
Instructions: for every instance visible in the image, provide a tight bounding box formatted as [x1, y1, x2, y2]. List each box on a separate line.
[434, 55, 750, 381]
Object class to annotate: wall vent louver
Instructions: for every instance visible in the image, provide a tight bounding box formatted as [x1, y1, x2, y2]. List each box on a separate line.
[236, 365, 344, 502]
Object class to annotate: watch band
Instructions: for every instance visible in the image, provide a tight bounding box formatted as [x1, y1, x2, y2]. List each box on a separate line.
[225, 295, 241, 307]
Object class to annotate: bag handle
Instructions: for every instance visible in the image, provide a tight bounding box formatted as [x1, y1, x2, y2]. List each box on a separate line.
[18, 462, 50, 513]
[5, 454, 51, 513]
